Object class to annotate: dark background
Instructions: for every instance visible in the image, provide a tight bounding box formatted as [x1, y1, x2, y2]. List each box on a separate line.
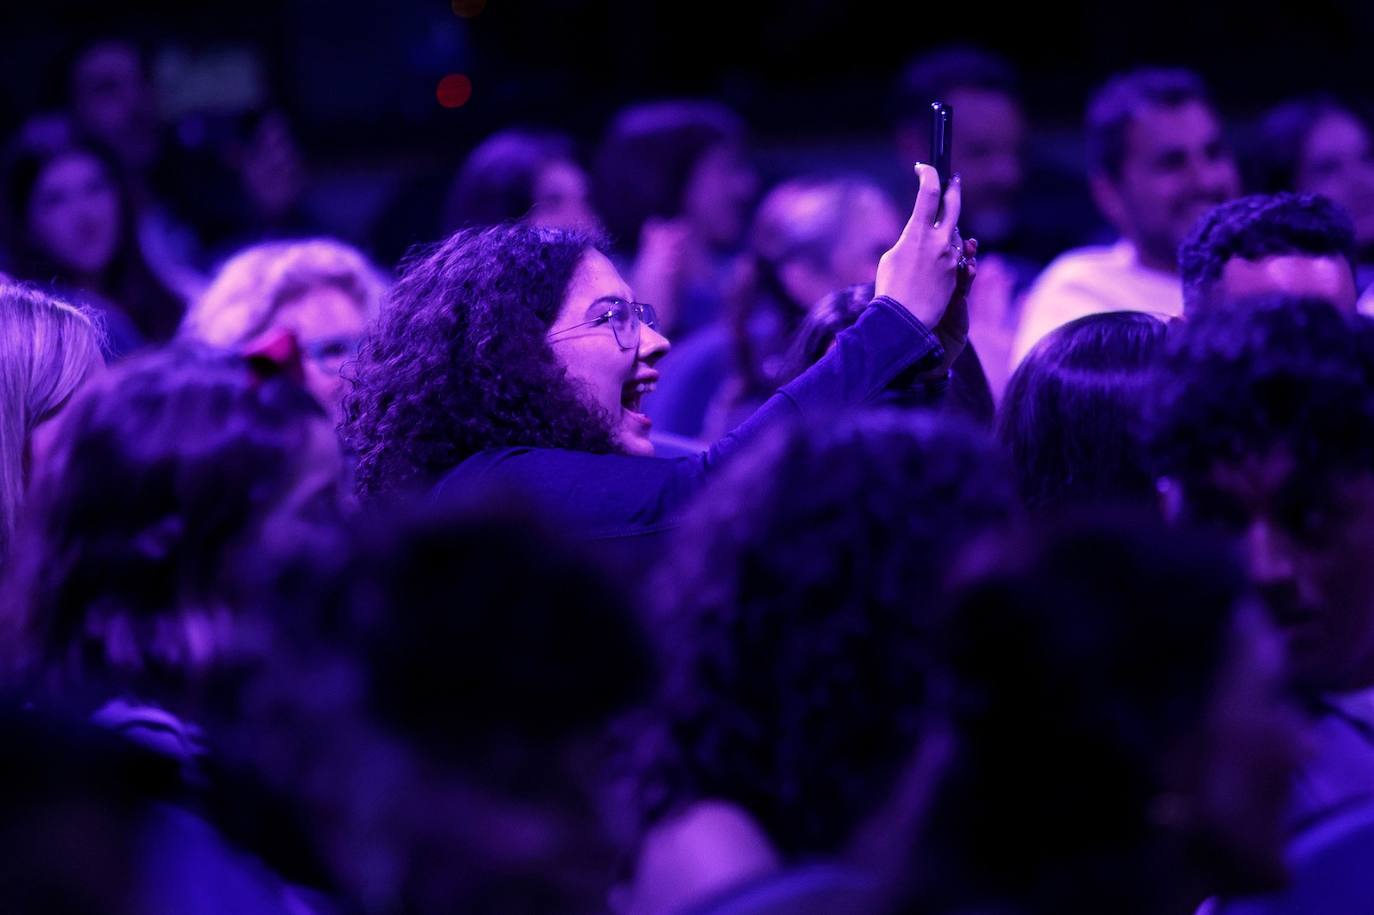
[3, 0, 1367, 246]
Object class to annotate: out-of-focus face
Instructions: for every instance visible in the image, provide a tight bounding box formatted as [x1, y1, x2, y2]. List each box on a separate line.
[529, 159, 599, 233]
[1096, 101, 1240, 270]
[1187, 601, 1306, 893]
[1219, 254, 1358, 314]
[682, 143, 758, 249]
[946, 87, 1026, 242]
[1298, 110, 1374, 248]
[1179, 450, 1374, 693]
[28, 152, 121, 278]
[547, 249, 670, 457]
[70, 41, 159, 170]
[267, 284, 369, 424]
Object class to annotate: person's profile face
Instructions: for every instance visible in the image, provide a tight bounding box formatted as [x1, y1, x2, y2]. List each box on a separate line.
[1182, 450, 1374, 693]
[1218, 254, 1358, 314]
[1111, 101, 1240, 265]
[547, 249, 671, 457]
[27, 152, 121, 278]
[1298, 110, 1374, 247]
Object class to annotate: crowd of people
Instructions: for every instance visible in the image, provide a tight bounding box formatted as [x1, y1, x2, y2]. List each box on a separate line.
[3, 35, 1374, 915]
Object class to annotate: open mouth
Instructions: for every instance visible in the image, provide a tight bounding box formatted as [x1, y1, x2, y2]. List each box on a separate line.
[621, 378, 657, 421]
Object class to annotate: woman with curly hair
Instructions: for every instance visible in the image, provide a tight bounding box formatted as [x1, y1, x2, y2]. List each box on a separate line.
[344, 165, 975, 549]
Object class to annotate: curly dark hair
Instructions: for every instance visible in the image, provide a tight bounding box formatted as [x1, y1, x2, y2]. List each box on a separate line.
[630, 410, 1015, 858]
[341, 223, 618, 499]
[998, 311, 1168, 513]
[1179, 192, 1356, 316]
[1145, 294, 1374, 501]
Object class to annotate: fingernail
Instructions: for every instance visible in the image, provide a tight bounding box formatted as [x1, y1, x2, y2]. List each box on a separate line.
[953, 172, 962, 183]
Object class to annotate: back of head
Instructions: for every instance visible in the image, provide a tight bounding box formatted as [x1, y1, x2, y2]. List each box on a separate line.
[1146, 294, 1374, 493]
[749, 176, 891, 277]
[641, 410, 1014, 856]
[1087, 67, 1211, 180]
[233, 496, 654, 913]
[342, 223, 615, 499]
[593, 100, 744, 251]
[730, 177, 895, 387]
[443, 128, 574, 232]
[1179, 193, 1356, 316]
[183, 238, 387, 347]
[0, 284, 102, 562]
[998, 311, 1168, 512]
[915, 513, 1249, 910]
[4, 343, 333, 711]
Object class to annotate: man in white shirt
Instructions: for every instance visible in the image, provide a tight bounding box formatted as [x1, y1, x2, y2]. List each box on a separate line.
[1012, 68, 1241, 363]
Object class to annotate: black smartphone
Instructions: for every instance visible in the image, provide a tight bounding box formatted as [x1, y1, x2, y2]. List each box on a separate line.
[930, 101, 953, 197]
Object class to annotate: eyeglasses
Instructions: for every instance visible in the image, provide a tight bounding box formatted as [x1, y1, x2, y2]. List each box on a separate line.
[547, 299, 659, 351]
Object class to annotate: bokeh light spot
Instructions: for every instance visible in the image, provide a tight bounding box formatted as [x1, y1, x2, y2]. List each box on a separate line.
[436, 74, 473, 109]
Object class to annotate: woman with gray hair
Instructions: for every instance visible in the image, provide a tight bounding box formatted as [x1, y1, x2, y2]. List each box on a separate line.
[181, 238, 389, 421]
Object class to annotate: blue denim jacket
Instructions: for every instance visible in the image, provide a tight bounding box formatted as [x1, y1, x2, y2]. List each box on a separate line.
[432, 296, 944, 545]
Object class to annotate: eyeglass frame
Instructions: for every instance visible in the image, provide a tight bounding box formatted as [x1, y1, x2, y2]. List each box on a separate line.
[547, 297, 660, 351]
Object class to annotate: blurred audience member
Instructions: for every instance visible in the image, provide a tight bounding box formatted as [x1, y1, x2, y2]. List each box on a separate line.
[227, 499, 655, 915]
[893, 47, 1027, 256]
[0, 284, 103, 566]
[623, 411, 1014, 915]
[443, 128, 599, 233]
[779, 281, 994, 427]
[594, 101, 758, 338]
[1014, 68, 1240, 362]
[1254, 96, 1374, 298]
[886, 515, 1303, 915]
[1179, 193, 1358, 316]
[2, 344, 341, 755]
[999, 311, 1167, 513]
[3, 134, 185, 353]
[651, 175, 902, 439]
[182, 238, 388, 422]
[1146, 295, 1374, 839]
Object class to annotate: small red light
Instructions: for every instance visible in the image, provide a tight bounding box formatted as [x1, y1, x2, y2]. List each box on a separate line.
[436, 74, 473, 109]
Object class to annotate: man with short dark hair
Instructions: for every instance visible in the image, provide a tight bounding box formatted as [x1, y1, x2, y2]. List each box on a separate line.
[1147, 295, 1374, 841]
[1013, 68, 1240, 362]
[1179, 193, 1359, 316]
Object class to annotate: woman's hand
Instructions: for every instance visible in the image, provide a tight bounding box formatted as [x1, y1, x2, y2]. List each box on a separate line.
[875, 164, 964, 330]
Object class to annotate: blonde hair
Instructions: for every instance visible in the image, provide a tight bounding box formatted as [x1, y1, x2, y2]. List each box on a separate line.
[181, 238, 389, 346]
[0, 284, 104, 560]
